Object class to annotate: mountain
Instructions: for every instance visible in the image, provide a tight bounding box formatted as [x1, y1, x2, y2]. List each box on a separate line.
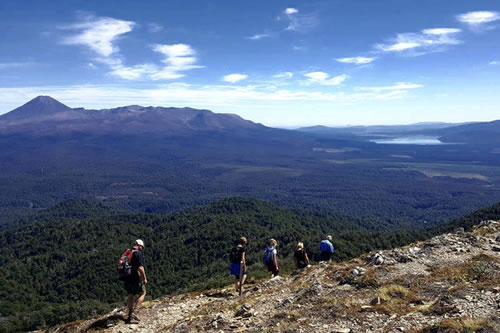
[0, 96, 265, 135]
[437, 120, 500, 145]
[34, 210, 500, 332]
[0, 96, 72, 122]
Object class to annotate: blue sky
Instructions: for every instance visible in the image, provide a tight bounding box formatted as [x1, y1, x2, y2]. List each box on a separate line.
[0, 0, 499, 126]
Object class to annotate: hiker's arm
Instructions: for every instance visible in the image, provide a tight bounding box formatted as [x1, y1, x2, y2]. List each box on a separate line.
[273, 254, 279, 271]
[293, 256, 298, 269]
[242, 252, 246, 270]
[305, 253, 310, 265]
[138, 266, 147, 284]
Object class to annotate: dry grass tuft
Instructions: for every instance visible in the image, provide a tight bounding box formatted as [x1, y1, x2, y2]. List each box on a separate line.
[427, 254, 499, 288]
[420, 317, 497, 333]
[338, 267, 379, 289]
[375, 284, 418, 315]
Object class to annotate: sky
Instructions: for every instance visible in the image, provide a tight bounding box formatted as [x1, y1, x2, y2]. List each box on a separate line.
[0, 0, 499, 126]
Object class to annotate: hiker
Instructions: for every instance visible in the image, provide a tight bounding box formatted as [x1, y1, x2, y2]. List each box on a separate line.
[293, 242, 310, 270]
[230, 237, 247, 293]
[319, 235, 335, 261]
[123, 239, 147, 323]
[264, 238, 279, 277]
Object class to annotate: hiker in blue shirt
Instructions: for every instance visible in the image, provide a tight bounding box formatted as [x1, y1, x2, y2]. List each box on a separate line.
[319, 235, 334, 261]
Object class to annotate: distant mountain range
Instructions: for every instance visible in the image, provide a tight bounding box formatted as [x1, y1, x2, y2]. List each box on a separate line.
[0, 96, 264, 135]
[1, 96, 499, 145]
[298, 120, 500, 145]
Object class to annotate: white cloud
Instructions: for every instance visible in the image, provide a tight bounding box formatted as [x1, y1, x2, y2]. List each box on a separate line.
[336, 57, 376, 65]
[282, 7, 317, 32]
[248, 33, 272, 40]
[376, 28, 461, 55]
[304, 72, 348, 86]
[61, 16, 134, 57]
[61, 17, 202, 81]
[357, 82, 423, 92]
[489, 61, 499, 65]
[422, 28, 461, 35]
[223, 74, 248, 83]
[88, 62, 97, 69]
[457, 11, 500, 28]
[151, 43, 203, 80]
[273, 72, 293, 79]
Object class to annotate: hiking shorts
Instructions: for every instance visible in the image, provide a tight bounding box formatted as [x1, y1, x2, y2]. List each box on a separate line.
[124, 280, 146, 295]
[230, 263, 247, 278]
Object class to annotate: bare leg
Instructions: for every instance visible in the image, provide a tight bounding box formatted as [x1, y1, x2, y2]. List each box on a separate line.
[136, 290, 146, 309]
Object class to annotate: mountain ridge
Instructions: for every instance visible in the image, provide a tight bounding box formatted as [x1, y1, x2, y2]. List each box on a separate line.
[0, 96, 265, 135]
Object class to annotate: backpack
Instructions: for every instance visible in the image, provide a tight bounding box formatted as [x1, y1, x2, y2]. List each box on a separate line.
[117, 249, 136, 280]
[263, 248, 273, 265]
[230, 247, 242, 263]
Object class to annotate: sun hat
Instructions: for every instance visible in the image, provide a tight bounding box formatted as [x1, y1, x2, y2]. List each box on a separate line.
[135, 239, 145, 249]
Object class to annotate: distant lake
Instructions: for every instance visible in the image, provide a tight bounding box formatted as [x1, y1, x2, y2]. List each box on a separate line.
[371, 137, 445, 145]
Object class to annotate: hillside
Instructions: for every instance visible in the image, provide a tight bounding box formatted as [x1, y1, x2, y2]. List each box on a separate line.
[50, 220, 500, 332]
[2, 199, 500, 332]
[0, 198, 424, 332]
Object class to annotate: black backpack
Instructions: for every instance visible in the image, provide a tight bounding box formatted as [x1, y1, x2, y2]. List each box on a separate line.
[230, 247, 242, 263]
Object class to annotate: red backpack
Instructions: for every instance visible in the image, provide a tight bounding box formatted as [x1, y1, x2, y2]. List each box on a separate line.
[117, 249, 136, 280]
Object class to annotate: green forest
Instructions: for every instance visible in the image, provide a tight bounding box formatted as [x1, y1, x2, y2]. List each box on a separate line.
[1, 198, 499, 332]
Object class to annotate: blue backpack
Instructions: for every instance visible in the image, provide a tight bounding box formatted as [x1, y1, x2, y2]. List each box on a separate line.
[263, 248, 273, 265]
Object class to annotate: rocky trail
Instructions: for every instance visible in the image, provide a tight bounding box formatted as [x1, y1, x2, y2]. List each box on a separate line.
[48, 221, 500, 333]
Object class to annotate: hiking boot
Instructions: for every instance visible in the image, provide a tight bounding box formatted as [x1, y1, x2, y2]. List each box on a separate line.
[125, 312, 140, 324]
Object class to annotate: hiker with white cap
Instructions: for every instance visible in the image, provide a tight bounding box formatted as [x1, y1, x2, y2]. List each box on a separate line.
[122, 239, 147, 324]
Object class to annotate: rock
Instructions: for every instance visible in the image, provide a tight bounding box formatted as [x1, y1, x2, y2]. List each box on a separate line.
[242, 312, 252, 318]
[370, 297, 381, 305]
[276, 296, 295, 308]
[332, 329, 351, 333]
[408, 246, 421, 255]
[373, 253, 384, 265]
[492, 246, 500, 252]
[360, 305, 372, 312]
[235, 303, 252, 317]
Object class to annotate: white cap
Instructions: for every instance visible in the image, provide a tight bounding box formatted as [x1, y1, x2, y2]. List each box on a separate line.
[135, 239, 145, 248]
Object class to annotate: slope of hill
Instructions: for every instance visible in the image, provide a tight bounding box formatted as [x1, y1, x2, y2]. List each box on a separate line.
[49, 220, 500, 333]
[2, 199, 500, 332]
[0, 197, 424, 332]
[437, 120, 500, 145]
